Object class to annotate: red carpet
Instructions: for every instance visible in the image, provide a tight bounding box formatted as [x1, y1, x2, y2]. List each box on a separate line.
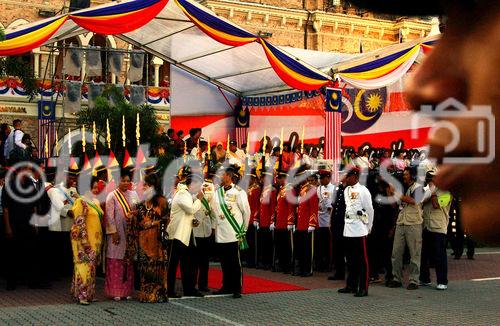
[177, 268, 308, 294]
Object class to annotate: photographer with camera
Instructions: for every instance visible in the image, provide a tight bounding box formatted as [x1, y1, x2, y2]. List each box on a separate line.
[419, 169, 451, 290]
[337, 167, 374, 297]
[388, 166, 426, 290]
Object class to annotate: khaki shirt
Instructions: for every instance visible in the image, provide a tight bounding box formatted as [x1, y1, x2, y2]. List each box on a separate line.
[423, 189, 451, 234]
[397, 182, 424, 226]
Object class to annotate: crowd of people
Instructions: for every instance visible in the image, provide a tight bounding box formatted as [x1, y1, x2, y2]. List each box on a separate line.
[0, 120, 473, 306]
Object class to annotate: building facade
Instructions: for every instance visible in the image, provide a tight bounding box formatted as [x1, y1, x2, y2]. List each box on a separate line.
[0, 0, 436, 149]
[203, 0, 437, 52]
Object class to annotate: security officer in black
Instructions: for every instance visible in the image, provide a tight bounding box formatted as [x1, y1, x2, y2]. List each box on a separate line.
[328, 173, 347, 280]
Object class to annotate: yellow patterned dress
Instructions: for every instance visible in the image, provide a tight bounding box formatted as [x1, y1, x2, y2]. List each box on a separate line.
[70, 197, 104, 302]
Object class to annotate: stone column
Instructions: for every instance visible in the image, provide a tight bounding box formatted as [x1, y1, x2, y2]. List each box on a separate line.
[151, 56, 164, 87]
[33, 48, 41, 78]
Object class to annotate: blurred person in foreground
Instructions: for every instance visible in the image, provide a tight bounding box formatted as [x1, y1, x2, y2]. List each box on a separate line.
[2, 163, 50, 290]
[346, 0, 499, 243]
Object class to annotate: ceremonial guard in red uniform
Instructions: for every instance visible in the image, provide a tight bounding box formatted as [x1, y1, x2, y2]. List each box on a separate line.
[244, 169, 261, 268]
[271, 169, 296, 273]
[293, 170, 319, 277]
[256, 168, 277, 270]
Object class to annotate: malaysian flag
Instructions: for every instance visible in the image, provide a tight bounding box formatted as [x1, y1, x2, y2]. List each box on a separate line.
[324, 88, 342, 183]
[37, 100, 56, 159]
[235, 101, 250, 147]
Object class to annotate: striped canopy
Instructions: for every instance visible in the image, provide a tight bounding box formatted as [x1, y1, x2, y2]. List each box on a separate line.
[334, 38, 438, 89]
[0, 0, 332, 94]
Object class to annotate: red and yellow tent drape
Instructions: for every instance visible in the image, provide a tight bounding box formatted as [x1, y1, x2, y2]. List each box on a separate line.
[0, 0, 331, 91]
[336, 40, 436, 89]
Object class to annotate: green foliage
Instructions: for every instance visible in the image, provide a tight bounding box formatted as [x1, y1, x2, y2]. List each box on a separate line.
[0, 56, 38, 100]
[76, 85, 161, 159]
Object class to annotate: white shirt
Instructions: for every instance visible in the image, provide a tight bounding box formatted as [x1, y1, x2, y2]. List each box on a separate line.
[4, 128, 26, 158]
[227, 149, 246, 166]
[47, 183, 76, 232]
[193, 181, 215, 238]
[168, 184, 202, 246]
[343, 182, 374, 237]
[317, 183, 335, 228]
[190, 147, 208, 163]
[211, 184, 250, 244]
[354, 156, 371, 170]
[302, 154, 318, 169]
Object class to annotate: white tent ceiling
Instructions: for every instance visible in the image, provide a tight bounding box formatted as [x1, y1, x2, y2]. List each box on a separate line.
[32, 0, 352, 96]
[10, 0, 438, 96]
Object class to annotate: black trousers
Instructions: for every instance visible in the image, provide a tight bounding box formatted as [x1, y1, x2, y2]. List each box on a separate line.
[49, 231, 73, 278]
[194, 236, 212, 290]
[331, 234, 346, 277]
[345, 236, 369, 292]
[167, 239, 197, 295]
[314, 227, 331, 272]
[33, 227, 51, 285]
[257, 227, 273, 268]
[243, 224, 257, 267]
[274, 229, 291, 272]
[294, 230, 313, 275]
[217, 241, 242, 294]
[420, 229, 448, 285]
[4, 229, 32, 287]
[382, 233, 394, 281]
[5, 226, 50, 287]
[368, 231, 384, 279]
[450, 230, 475, 259]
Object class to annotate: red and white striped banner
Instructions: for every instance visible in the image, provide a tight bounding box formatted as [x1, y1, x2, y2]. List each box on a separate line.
[324, 111, 342, 183]
[38, 120, 56, 159]
[235, 127, 248, 147]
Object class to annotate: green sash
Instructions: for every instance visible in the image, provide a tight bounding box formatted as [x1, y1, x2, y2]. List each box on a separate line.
[201, 197, 215, 222]
[216, 187, 248, 250]
[84, 198, 104, 222]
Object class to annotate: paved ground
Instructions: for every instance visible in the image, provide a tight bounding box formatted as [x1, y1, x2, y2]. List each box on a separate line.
[0, 250, 499, 325]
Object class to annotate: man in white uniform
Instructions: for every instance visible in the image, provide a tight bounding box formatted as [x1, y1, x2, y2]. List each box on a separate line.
[190, 137, 209, 164]
[211, 165, 250, 298]
[227, 140, 246, 167]
[193, 172, 215, 292]
[315, 169, 335, 272]
[167, 171, 203, 297]
[338, 167, 374, 297]
[47, 167, 79, 278]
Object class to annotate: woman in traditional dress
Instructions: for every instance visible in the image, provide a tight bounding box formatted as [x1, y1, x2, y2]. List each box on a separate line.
[135, 173, 169, 302]
[104, 168, 137, 301]
[70, 177, 104, 305]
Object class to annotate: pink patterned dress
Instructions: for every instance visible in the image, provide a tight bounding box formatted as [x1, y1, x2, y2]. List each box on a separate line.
[104, 190, 136, 298]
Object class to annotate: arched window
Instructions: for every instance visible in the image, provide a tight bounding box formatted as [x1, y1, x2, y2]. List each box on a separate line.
[6, 18, 29, 30]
